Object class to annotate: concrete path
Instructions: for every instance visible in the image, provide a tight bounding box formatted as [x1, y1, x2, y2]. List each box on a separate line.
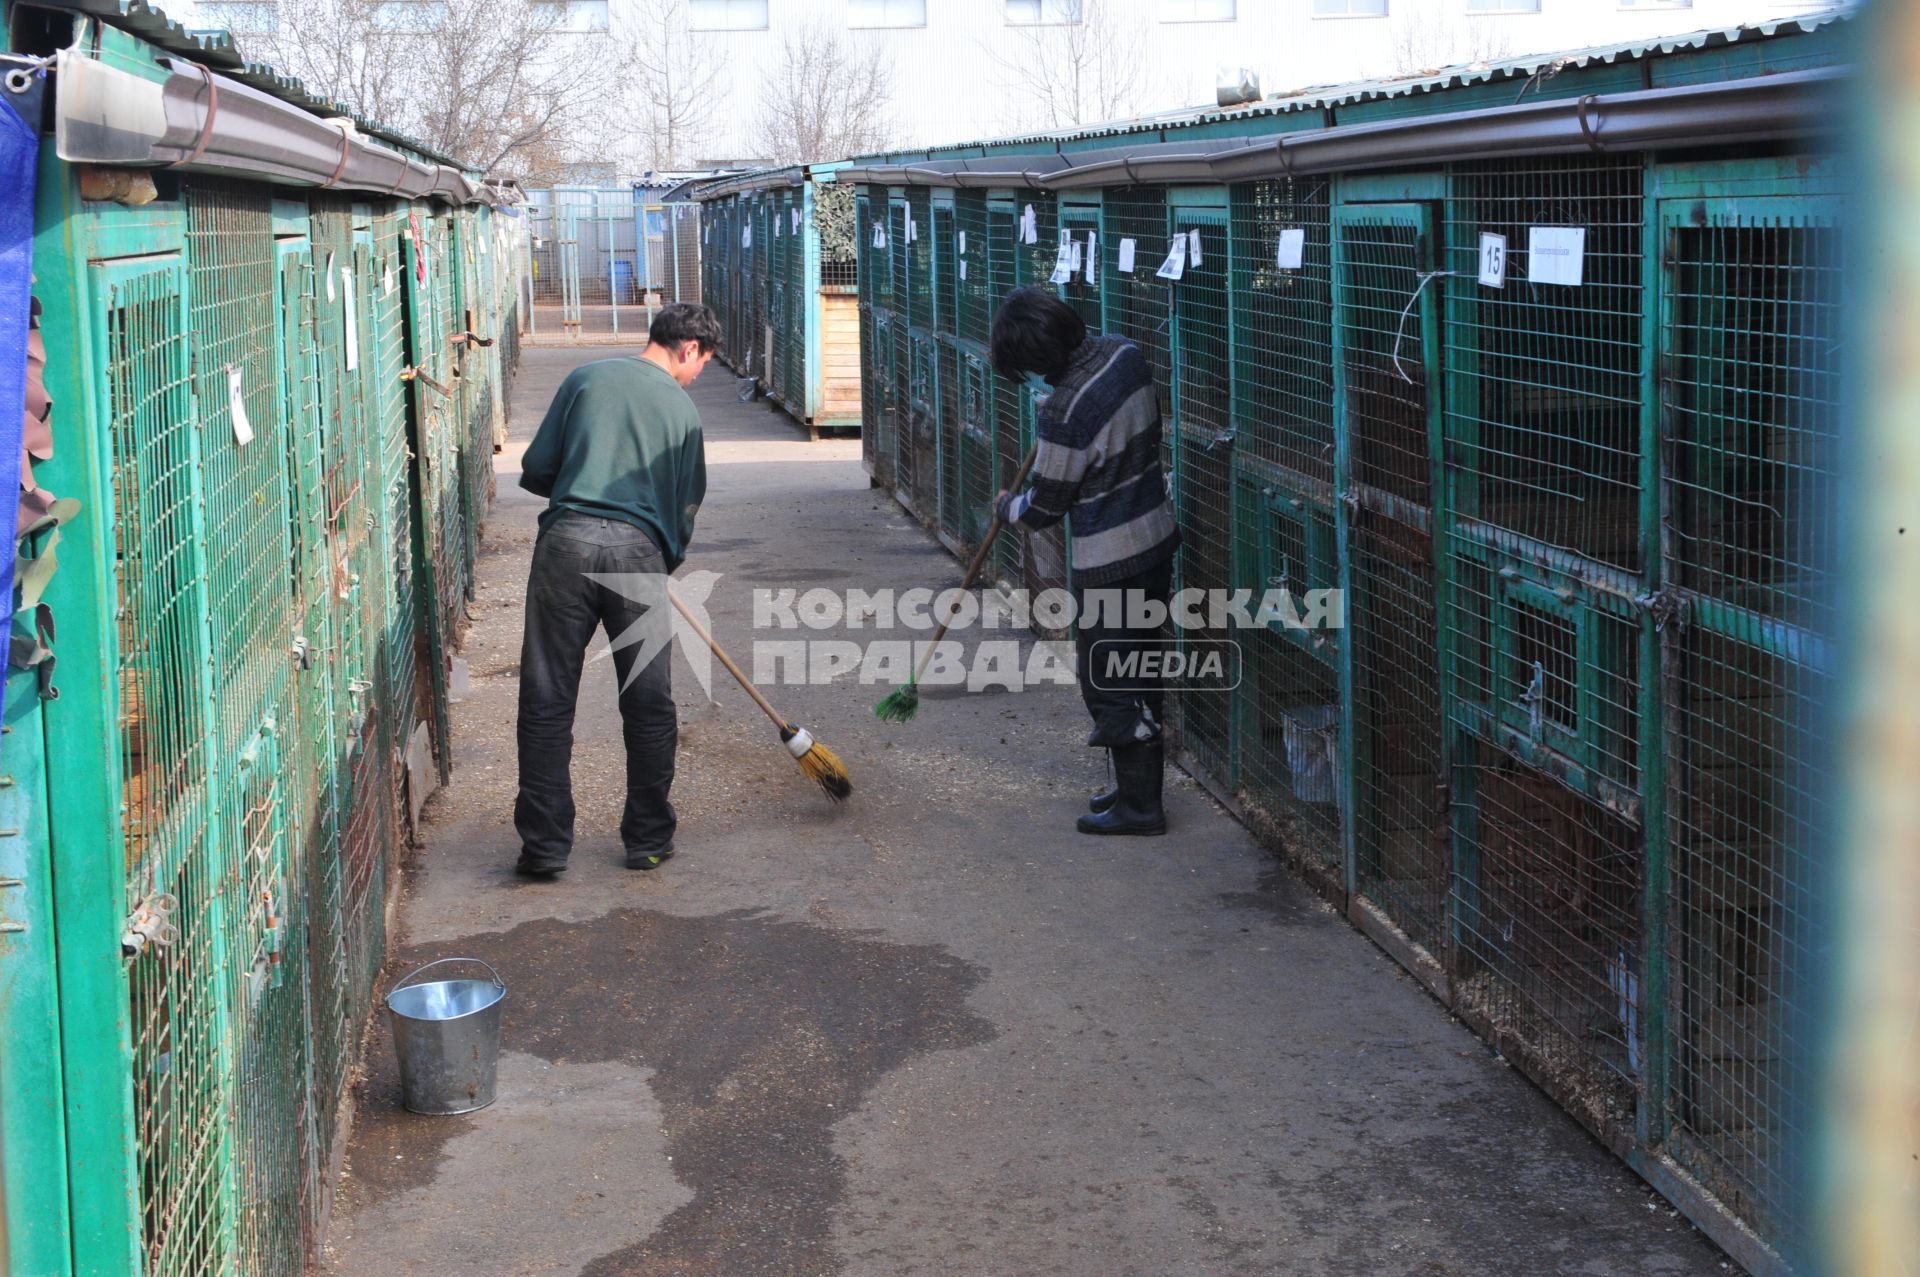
[317, 348, 1731, 1277]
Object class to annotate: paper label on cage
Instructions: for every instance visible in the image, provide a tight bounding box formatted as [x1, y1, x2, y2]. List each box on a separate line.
[383, 262, 395, 296]
[478, 228, 488, 256]
[958, 230, 967, 255]
[775, 217, 783, 238]
[1069, 239, 1083, 274]
[792, 208, 801, 234]
[1021, 205, 1038, 244]
[1085, 232, 1097, 286]
[907, 215, 917, 243]
[1187, 229, 1202, 266]
[1156, 235, 1187, 281]
[227, 366, 253, 446]
[1478, 232, 1508, 289]
[742, 225, 752, 248]
[1277, 228, 1305, 270]
[958, 260, 968, 280]
[342, 269, 359, 371]
[1527, 226, 1584, 286]
[325, 251, 336, 300]
[1049, 241, 1073, 285]
[1118, 237, 1137, 274]
[873, 225, 886, 249]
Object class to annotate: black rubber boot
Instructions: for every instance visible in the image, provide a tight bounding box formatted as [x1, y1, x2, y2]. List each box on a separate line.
[1076, 741, 1166, 836]
[1089, 750, 1118, 814]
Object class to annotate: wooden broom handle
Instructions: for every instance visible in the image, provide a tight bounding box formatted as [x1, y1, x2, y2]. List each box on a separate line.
[913, 442, 1040, 683]
[669, 587, 787, 730]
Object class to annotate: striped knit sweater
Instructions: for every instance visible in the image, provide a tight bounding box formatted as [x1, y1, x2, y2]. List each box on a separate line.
[1005, 335, 1179, 586]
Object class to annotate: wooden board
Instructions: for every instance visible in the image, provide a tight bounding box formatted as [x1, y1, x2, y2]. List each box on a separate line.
[818, 292, 863, 423]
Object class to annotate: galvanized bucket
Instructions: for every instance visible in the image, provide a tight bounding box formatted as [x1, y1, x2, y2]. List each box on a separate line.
[385, 958, 506, 1116]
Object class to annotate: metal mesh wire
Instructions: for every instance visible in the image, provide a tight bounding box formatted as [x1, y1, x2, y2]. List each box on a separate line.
[1338, 212, 1448, 955]
[104, 256, 233, 1277]
[842, 149, 1843, 1266]
[1444, 158, 1646, 572]
[1658, 201, 1841, 1242]
[1170, 207, 1236, 780]
[1454, 737, 1644, 1138]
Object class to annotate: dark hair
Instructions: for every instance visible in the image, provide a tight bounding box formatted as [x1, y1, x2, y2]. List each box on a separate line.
[989, 286, 1086, 382]
[649, 302, 723, 354]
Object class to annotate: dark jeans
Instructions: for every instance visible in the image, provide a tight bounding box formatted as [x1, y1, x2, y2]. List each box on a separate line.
[516, 512, 677, 863]
[1073, 555, 1174, 749]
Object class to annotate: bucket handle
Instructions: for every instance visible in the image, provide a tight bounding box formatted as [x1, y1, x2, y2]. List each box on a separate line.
[386, 957, 504, 1006]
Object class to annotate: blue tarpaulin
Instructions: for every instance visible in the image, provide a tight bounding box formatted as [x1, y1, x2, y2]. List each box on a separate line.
[0, 81, 42, 724]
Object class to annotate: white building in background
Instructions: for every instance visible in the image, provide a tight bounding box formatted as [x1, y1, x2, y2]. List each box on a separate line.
[190, 0, 1844, 176]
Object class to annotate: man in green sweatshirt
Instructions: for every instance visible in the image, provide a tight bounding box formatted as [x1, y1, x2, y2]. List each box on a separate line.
[513, 302, 719, 877]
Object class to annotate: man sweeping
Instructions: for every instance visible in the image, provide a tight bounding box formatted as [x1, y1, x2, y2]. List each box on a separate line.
[990, 286, 1180, 836]
[512, 302, 720, 877]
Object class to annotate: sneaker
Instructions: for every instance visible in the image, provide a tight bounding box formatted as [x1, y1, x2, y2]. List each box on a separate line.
[514, 852, 568, 879]
[625, 843, 676, 871]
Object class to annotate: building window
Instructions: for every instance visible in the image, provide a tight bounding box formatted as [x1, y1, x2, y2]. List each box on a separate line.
[850, 0, 926, 26]
[688, 0, 768, 30]
[195, 0, 278, 32]
[1007, 0, 1083, 24]
[1466, 0, 1540, 10]
[1161, 0, 1234, 19]
[372, 0, 445, 29]
[1311, 0, 1387, 15]
[536, 0, 609, 31]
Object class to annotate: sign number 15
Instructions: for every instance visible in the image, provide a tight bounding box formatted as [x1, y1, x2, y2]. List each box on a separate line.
[1479, 232, 1508, 289]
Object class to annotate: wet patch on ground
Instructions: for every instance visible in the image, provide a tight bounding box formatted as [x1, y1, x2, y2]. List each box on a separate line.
[345, 906, 996, 1276]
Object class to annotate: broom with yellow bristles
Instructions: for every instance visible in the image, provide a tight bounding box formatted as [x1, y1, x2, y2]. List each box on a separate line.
[669, 587, 852, 802]
[874, 442, 1038, 724]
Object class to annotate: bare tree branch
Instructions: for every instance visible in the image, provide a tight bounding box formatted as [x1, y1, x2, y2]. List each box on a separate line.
[245, 0, 608, 178]
[611, 0, 723, 172]
[985, 0, 1167, 135]
[751, 19, 896, 165]
[1387, 9, 1516, 77]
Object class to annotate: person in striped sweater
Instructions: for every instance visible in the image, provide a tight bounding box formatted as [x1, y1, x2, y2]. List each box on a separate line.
[991, 286, 1181, 836]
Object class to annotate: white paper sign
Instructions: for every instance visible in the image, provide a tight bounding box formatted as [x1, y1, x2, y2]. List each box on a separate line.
[792, 208, 801, 234]
[1478, 232, 1508, 289]
[324, 251, 336, 300]
[1277, 228, 1306, 270]
[1156, 235, 1187, 281]
[958, 260, 968, 280]
[907, 215, 917, 243]
[341, 269, 359, 371]
[1188, 229, 1203, 266]
[958, 230, 967, 255]
[1528, 226, 1585, 287]
[1021, 205, 1038, 245]
[227, 366, 252, 446]
[1049, 240, 1074, 285]
[873, 225, 886, 249]
[383, 262, 395, 296]
[1118, 237, 1137, 274]
[1085, 232, 1097, 286]
[775, 217, 783, 238]
[1069, 239, 1083, 274]
[478, 228, 488, 256]
[742, 225, 752, 248]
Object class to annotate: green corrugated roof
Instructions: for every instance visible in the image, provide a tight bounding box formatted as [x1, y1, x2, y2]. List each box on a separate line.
[855, 4, 1855, 163]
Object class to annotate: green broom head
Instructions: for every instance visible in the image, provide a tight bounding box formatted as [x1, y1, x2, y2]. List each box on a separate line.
[781, 724, 852, 802]
[871, 679, 920, 724]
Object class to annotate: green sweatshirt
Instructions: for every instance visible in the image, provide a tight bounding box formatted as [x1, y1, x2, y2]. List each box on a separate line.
[518, 356, 707, 569]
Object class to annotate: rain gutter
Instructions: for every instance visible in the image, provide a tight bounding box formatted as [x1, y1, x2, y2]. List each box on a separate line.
[51, 45, 493, 204]
[835, 67, 1843, 191]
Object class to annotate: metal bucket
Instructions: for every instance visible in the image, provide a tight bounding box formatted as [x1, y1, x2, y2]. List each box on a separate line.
[385, 958, 506, 1115]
